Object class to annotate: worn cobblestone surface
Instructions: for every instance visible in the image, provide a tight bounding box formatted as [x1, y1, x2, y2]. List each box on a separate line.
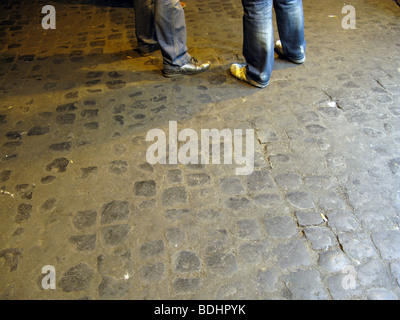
[0, 0, 399, 299]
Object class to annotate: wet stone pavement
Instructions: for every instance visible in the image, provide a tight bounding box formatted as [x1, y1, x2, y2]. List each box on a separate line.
[0, 0, 399, 300]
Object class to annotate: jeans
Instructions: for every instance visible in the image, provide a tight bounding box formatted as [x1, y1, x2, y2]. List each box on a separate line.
[133, 0, 191, 66]
[241, 0, 306, 86]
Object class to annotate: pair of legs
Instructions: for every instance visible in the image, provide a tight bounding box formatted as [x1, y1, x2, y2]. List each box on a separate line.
[133, 0, 190, 66]
[232, 0, 306, 87]
[133, 0, 210, 76]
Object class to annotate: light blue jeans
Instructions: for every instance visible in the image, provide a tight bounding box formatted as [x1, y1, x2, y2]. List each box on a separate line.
[133, 0, 191, 66]
[242, 0, 306, 86]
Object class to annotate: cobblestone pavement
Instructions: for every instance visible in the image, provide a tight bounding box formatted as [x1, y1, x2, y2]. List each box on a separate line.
[0, 0, 399, 300]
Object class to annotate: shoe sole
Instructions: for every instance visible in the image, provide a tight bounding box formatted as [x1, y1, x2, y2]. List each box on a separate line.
[162, 65, 210, 78]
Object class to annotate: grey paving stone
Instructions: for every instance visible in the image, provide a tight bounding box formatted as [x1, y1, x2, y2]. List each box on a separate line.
[108, 160, 128, 175]
[388, 157, 400, 175]
[390, 261, 400, 286]
[218, 177, 245, 195]
[273, 173, 302, 189]
[238, 241, 268, 263]
[295, 111, 320, 123]
[295, 211, 324, 226]
[318, 191, 346, 211]
[100, 200, 130, 224]
[59, 263, 93, 292]
[0, 248, 22, 272]
[27, 125, 50, 135]
[173, 251, 201, 273]
[45, 157, 69, 173]
[139, 262, 165, 283]
[283, 269, 329, 300]
[303, 226, 337, 250]
[49, 142, 72, 151]
[246, 170, 274, 191]
[215, 282, 247, 300]
[225, 197, 251, 211]
[101, 224, 131, 246]
[356, 260, 394, 288]
[165, 227, 186, 246]
[372, 230, 400, 260]
[326, 272, 361, 299]
[195, 208, 220, 219]
[162, 186, 188, 206]
[318, 250, 349, 273]
[337, 232, 377, 260]
[173, 278, 201, 294]
[69, 234, 96, 251]
[73, 210, 97, 230]
[264, 216, 297, 239]
[98, 275, 130, 298]
[140, 240, 164, 260]
[255, 268, 279, 293]
[167, 169, 182, 183]
[306, 124, 326, 134]
[367, 288, 398, 300]
[253, 193, 282, 207]
[164, 208, 190, 220]
[80, 166, 97, 178]
[304, 175, 334, 190]
[187, 172, 211, 187]
[274, 238, 311, 269]
[327, 211, 360, 232]
[0, 169, 11, 182]
[15, 203, 32, 222]
[236, 219, 261, 239]
[202, 229, 229, 254]
[56, 113, 76, 125]
[206, 253, 238, 277]
[134, 180, 156, 197]
[286, 191, 315, 209]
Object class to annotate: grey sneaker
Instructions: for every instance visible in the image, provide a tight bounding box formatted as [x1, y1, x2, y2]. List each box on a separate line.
[230, 63, 268, 88]
[274, 40, 305, 64]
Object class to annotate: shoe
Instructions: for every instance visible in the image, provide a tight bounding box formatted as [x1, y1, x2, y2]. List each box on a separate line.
[162, 57, 210, 77]
[180, 2, 186, 9]
[229, 63, 268, 88]
[274, 40, 305, 64]
[135, 44, 160, 57]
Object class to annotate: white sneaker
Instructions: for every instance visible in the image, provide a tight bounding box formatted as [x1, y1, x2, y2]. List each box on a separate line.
[274, 40, 305, 64]
[229, 63, 268, 88]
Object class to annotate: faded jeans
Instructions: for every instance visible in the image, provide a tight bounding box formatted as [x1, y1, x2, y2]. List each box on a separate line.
[242, 0, 306, 86]
[133, 0, 191, 66]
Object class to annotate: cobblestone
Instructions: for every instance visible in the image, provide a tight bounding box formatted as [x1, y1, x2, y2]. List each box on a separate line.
[0, 0, 399, 300]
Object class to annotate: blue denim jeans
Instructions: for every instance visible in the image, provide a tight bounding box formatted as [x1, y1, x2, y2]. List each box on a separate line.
[242, 0, 306, 86]
[133, 0, 191, 66]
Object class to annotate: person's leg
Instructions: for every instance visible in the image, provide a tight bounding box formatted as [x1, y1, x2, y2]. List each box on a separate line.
[243, 0, 274, 85]
[231, 0, 274, 87]
[133, 0, 159, 55]
[154, 0, 191, 67]
[273, 0, 306, 63]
